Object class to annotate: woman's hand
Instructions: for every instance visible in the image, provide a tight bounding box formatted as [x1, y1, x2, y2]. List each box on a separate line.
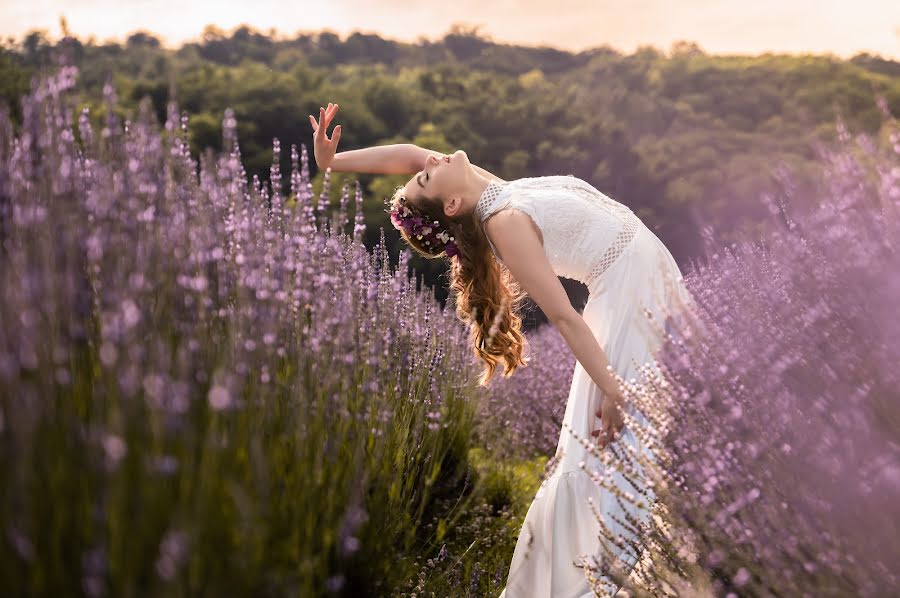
[308, 103, 342, 171]
[591, 383, 627, 450]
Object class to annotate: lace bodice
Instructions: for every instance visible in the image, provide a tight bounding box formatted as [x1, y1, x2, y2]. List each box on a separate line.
[475, 175, 642, 291]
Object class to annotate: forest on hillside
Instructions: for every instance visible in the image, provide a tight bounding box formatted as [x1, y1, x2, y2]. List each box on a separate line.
[1, 23, 899, 595]
[2, 25, 897, 312]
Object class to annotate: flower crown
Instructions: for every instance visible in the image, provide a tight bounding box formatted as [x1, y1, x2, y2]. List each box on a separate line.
[385, 195, 459, 258]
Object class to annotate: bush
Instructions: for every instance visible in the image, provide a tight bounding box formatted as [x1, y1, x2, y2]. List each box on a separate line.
[0, 66, 482, 597]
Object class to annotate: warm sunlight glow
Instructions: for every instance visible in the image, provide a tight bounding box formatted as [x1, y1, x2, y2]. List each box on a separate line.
[1, 0, 898, 59]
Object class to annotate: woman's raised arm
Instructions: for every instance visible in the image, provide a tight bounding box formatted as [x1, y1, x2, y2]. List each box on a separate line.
[309, 103, 418, 175]
[330, 144, 420, 175]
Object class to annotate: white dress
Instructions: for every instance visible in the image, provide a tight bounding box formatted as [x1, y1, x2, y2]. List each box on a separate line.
[476, 176, 695, 598]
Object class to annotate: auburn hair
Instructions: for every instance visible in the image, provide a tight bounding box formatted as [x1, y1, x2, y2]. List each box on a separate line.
[389, 185, 529, 386]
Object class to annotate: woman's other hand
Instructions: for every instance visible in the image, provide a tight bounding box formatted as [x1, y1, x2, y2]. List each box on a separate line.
[591, 384, 626, 450]
[309, 103, 342, 171]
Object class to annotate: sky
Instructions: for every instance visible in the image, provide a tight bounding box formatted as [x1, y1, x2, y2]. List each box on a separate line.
[2, 0, 898, 59]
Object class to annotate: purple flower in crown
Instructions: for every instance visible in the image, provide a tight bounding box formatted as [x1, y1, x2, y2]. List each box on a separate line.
[385, 195, 459, 259]
[444, 240, 459, 257]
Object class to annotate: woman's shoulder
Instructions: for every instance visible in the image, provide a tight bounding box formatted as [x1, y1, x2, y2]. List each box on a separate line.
[506, 174, 580, 186]
[501, 174, 583, 195]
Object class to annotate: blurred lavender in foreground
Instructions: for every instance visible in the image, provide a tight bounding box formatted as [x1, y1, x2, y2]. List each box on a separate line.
[474, 323, 575, 462]
[599, 106, 900, 597]
[467, 99, 900, 597]
[0, 66, 480, 596]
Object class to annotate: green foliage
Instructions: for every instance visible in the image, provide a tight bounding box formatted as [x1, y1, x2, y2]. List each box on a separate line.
[392, 448, 549, 597]
[2, 27, 897, 318]
[467, 448, 547, 514]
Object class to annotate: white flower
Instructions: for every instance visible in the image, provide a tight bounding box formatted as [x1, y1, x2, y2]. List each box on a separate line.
[208, 385, 232, 410]
[102, 434, 127, 467]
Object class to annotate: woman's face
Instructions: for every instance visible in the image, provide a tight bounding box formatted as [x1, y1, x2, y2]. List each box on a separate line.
[404, 149, 472, 211]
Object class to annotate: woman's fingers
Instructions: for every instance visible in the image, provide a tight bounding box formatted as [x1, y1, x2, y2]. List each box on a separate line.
[593, 427, 611, 448]
[324, 103, 338, 127]
[311, 104, 340, 137]
[602, 425, 616, 447]
[310, 107, 324, 138]
[309, 113, 325, 134]
[590, 420, 623, 448]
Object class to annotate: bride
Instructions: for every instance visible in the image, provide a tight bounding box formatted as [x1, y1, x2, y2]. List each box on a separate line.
[311, 103, 695, 597]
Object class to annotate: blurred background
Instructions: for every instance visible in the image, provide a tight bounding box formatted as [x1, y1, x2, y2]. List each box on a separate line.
[1, 3, 898, 323]
[3, 0, 899, 58]
[1, 4, 898, 596]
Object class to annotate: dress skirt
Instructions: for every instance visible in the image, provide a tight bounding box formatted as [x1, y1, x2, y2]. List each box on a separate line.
[498, 221, 695, 597]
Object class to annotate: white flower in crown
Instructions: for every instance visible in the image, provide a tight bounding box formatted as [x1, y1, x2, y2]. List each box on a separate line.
[438, 231, 450, 243]
[421, 226, 432, 235]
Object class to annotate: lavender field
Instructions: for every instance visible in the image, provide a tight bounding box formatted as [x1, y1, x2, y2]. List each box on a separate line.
[1, 65, 898, 598]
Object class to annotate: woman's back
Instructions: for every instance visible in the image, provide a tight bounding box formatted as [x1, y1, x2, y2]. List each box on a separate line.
[475, 175, 642, 293]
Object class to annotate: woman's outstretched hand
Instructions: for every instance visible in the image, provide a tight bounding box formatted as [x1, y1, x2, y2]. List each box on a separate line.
[592, 384, 626, 450]
[309, 102, 342, 171]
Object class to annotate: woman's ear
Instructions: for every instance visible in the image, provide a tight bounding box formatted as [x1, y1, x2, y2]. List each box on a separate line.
[444, 195, 463, 218]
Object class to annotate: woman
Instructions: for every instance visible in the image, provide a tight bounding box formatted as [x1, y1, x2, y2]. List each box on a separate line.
[310, 103, 695, 597]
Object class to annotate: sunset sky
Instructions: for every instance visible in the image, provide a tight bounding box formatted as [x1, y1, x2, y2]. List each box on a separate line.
[2, 0, 898, 59]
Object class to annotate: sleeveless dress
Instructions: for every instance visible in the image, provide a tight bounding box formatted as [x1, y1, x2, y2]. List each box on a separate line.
[477, 176, 695, 598]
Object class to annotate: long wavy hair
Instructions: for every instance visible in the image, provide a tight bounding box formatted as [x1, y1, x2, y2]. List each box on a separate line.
[389, 185, 529, 386]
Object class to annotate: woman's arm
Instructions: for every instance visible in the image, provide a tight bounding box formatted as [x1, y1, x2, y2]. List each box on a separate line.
[309, 105, 476, 177]
[554, 315, 620, 396]
[328, 140, 506, 183]
[330, 143, 421, 175]
[556, 314, 628, 449]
